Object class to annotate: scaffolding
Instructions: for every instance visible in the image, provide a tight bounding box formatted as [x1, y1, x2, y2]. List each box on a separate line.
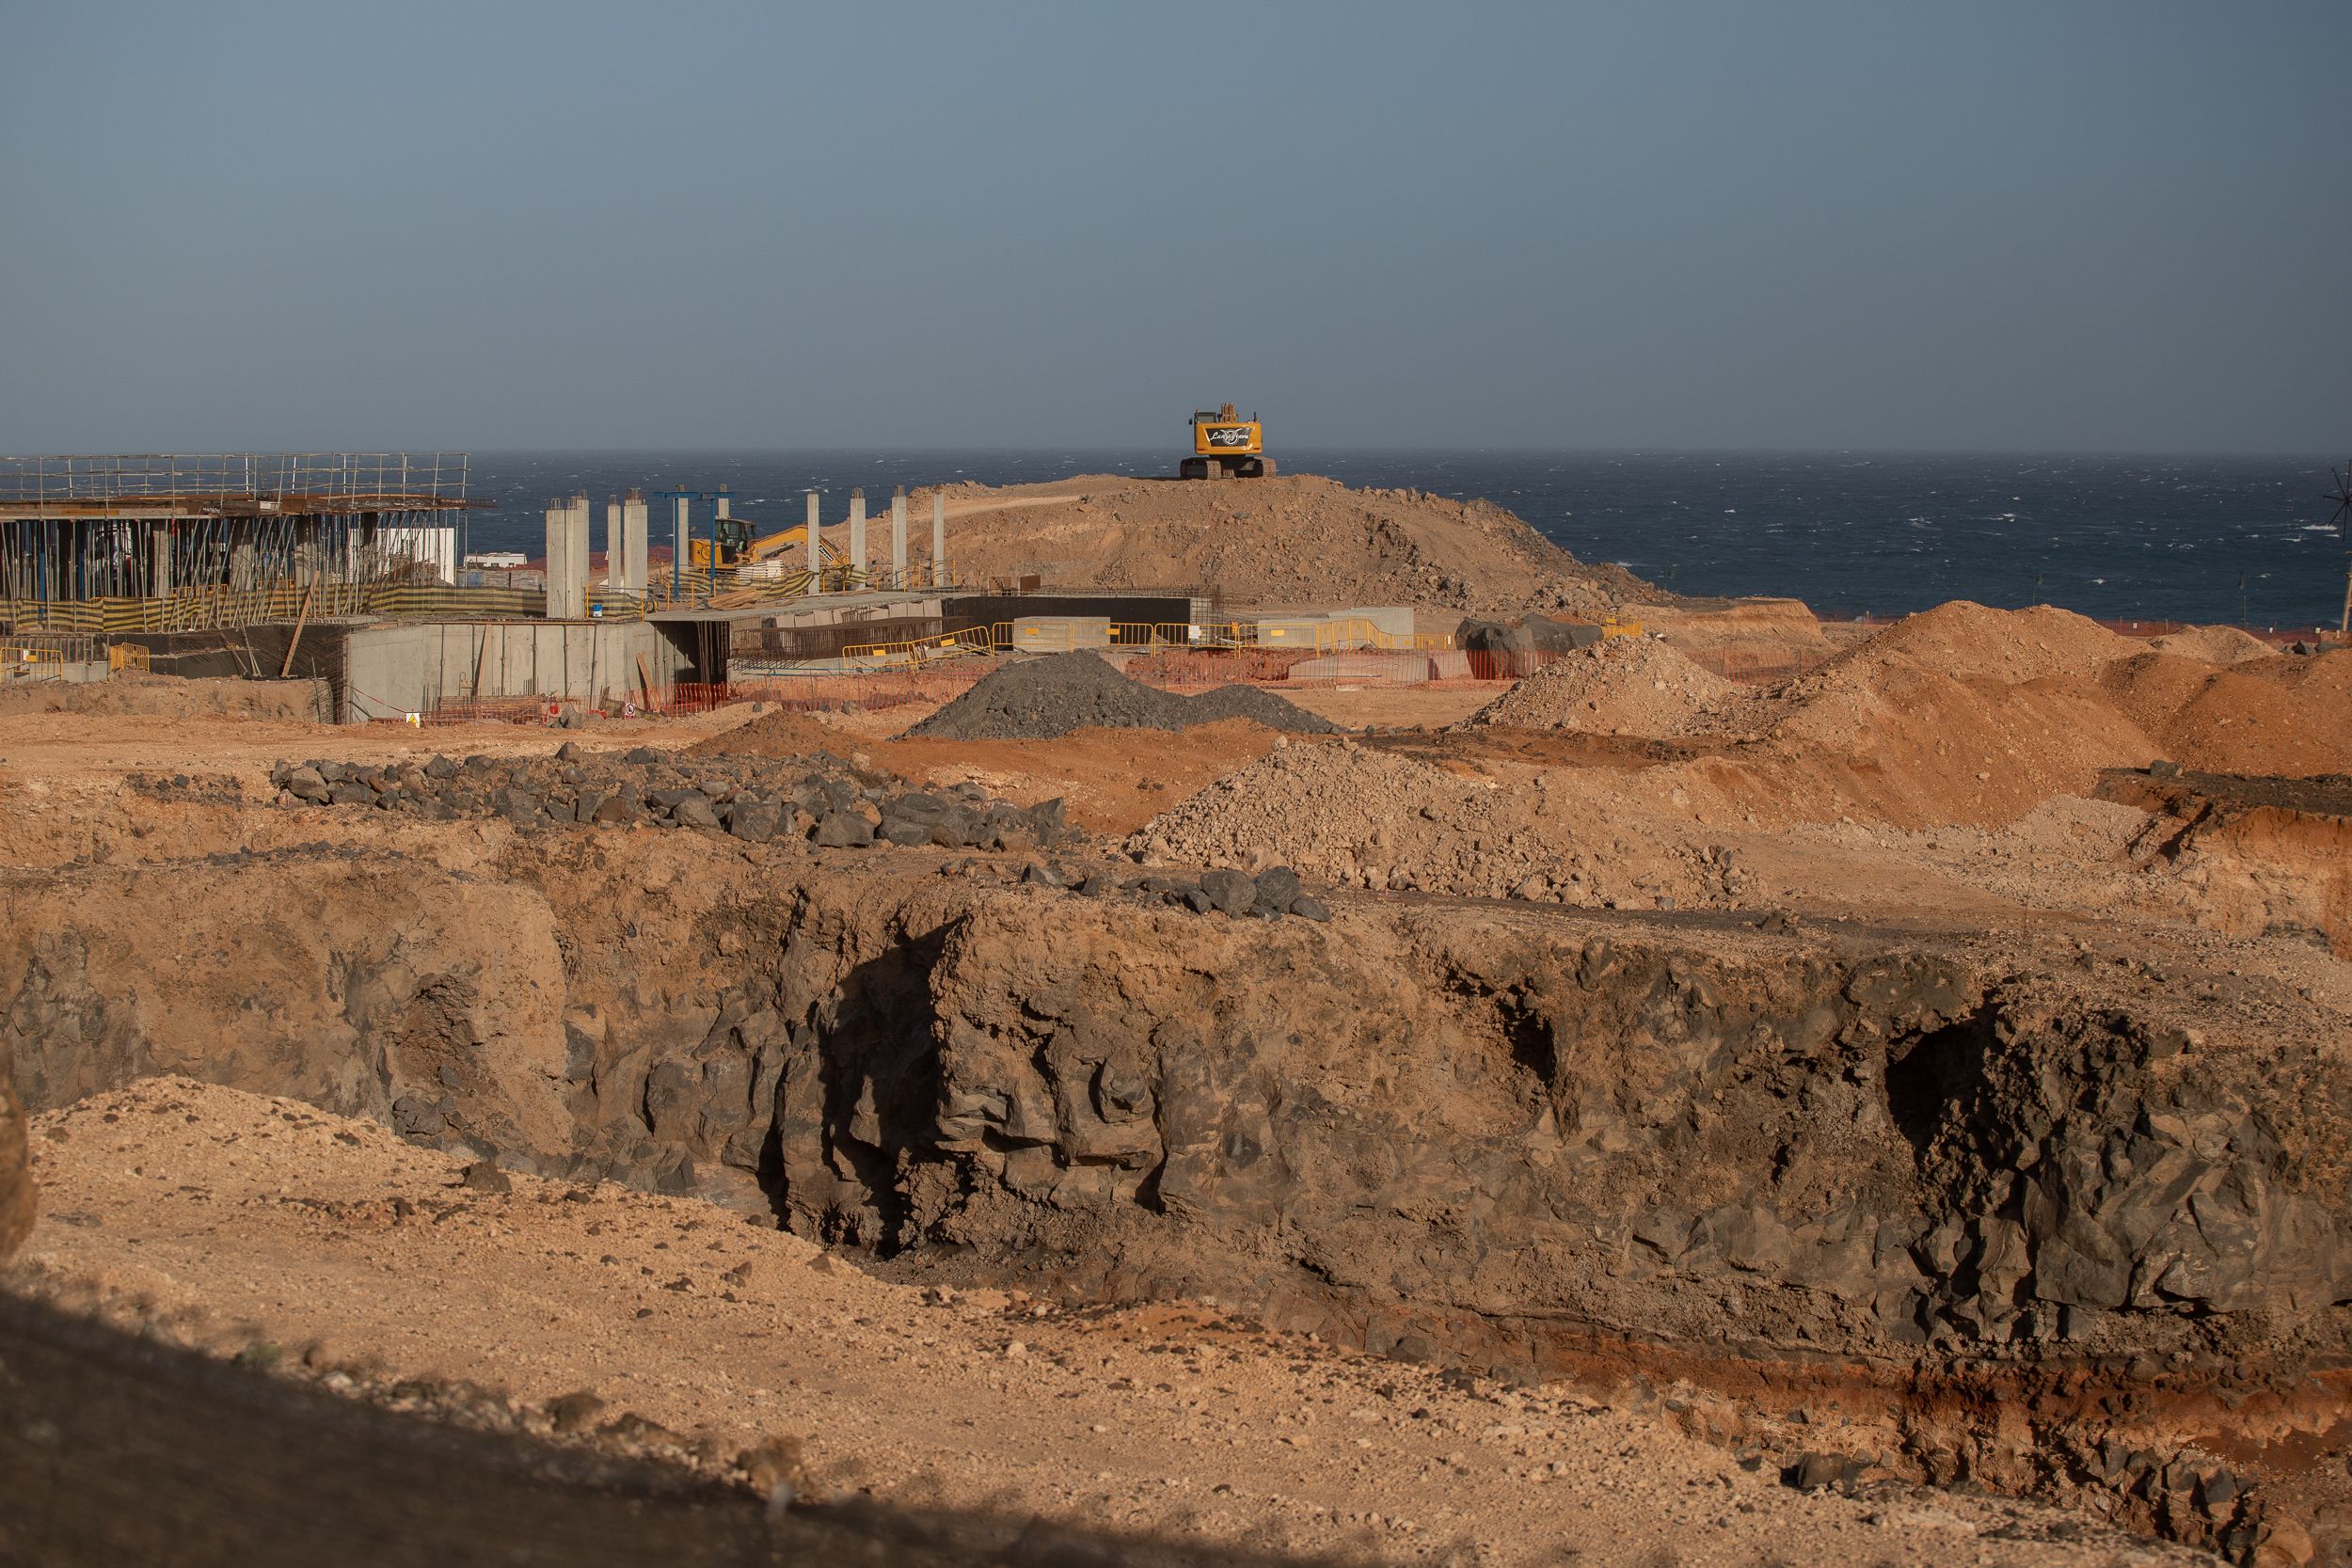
[0, 452, 473, 626]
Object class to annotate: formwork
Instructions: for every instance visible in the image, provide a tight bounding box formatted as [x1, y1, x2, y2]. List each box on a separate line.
[0, 453, 475, 631]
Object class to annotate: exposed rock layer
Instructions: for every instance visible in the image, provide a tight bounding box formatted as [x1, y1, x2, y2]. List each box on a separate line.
[0, 1038, 29, 1259]
[2, 838, 2345, 1560]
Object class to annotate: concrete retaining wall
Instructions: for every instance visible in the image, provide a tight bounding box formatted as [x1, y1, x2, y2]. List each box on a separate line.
[341, 621, 695, 722]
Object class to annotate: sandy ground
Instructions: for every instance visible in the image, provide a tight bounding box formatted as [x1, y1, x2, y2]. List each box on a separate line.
[1277, 687, 1502, 730]
[2, 597, 2344, 1566]
[11, 1079, 2199, 1568]
[0, 705, 758, 782]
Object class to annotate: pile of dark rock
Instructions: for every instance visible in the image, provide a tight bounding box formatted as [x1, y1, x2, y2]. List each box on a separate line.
[974, 859, 1330, 922]
[267, 743, 1078, 851]
[1136, 863, 1331, 921]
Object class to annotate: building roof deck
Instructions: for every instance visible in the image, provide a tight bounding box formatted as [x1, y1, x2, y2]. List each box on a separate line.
[0, 493, 477, 522]
[0, 452, 475, 521]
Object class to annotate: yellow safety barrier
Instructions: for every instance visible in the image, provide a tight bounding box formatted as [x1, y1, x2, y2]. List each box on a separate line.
[1108, 622, 1198, 647]
[373, 585, 549, 621]
[842, 623, 1013, 666]
[0, 581, 549, 635]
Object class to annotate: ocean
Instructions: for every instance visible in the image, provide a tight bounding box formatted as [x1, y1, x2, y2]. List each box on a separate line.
[453, 451, 2351, 633]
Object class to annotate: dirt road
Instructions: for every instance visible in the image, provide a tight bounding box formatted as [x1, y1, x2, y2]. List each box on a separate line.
[12, 1079, 2196, 1568]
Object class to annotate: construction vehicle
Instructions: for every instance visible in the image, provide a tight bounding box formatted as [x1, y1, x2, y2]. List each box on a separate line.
[688, 518, 835, 572]
[1181, 403, 1274, 480]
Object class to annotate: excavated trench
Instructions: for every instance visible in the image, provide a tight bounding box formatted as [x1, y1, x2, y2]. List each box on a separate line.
[3, 831, 2348, 1564]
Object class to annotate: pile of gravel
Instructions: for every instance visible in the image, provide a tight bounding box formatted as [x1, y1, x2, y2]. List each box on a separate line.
[905, 652, 1338, 741]
[1181, 685, 1343, 731]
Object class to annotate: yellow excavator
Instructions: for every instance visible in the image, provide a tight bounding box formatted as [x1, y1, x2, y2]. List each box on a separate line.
[688, 518, 839, 572]
[1181, 403, 1274, 480]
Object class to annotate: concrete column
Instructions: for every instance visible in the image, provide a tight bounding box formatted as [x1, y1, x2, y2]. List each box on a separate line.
[672, 496, 690, 600]
[545, 497, 575, 618]
[804, 490, 820, 594]
[890, 485, 908, 588]
[605, 497, 622, 594]
[542, 499, 563, 615]
[622, 488, 648, 594]
[568, 493, 591, 618]
[849, 488, 867, 585]
[152, 520, 172, 598]
[714, 488, 730, 522]
[930, 492, 946, 587]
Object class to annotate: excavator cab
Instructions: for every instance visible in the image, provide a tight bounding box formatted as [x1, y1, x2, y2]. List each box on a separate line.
[712, 516, 752, 565]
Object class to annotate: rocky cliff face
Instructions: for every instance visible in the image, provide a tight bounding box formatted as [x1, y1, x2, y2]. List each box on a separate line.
[3, 836, 2346, 1557]
[0, 1039, 30, 1259]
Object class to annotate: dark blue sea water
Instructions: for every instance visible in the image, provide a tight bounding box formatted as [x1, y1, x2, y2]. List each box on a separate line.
[456, 451, 2351, 633]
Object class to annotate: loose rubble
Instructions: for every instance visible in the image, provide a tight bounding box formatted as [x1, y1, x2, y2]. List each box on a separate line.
[267, 743, 1080, 852]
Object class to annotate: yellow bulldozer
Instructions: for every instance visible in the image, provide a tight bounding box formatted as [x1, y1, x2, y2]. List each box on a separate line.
[1180, 403, 1274, 480]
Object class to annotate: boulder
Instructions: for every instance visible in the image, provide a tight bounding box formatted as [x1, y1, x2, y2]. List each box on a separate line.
[814, 811, 874, 848]
[1026, 799, 1071, 844]
[726, 801, 784, 845]
[930, 807, 981, 849]
[1252, 866, 1304, 915]
[1199, 868, 1258, 915]
[390, 1093, 445, 1138]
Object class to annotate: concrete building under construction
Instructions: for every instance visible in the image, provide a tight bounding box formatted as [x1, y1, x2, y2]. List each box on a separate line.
[0, 452, 473, 628]
[0, 452, 1248, 723]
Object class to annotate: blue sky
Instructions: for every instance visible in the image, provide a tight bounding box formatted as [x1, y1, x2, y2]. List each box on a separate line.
[3, 1, 2346, 452]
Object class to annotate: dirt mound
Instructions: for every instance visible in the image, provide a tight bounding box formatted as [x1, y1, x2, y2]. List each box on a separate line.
[2146, 625, 2279, 665]
[1638, 597, 1835, 666]
[1675, 602, 2164, 830]
[685, 706, 850, 759]
[1134, 738, 1722, 906]
[2101, 648, 2352, 778]
[910, 472, 1648, 618]
[1826, 602, 2140, 686]
[1463, 637, 1743, 738]
[904, 653, 1336, 741]
[0, 673, 329, 722]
